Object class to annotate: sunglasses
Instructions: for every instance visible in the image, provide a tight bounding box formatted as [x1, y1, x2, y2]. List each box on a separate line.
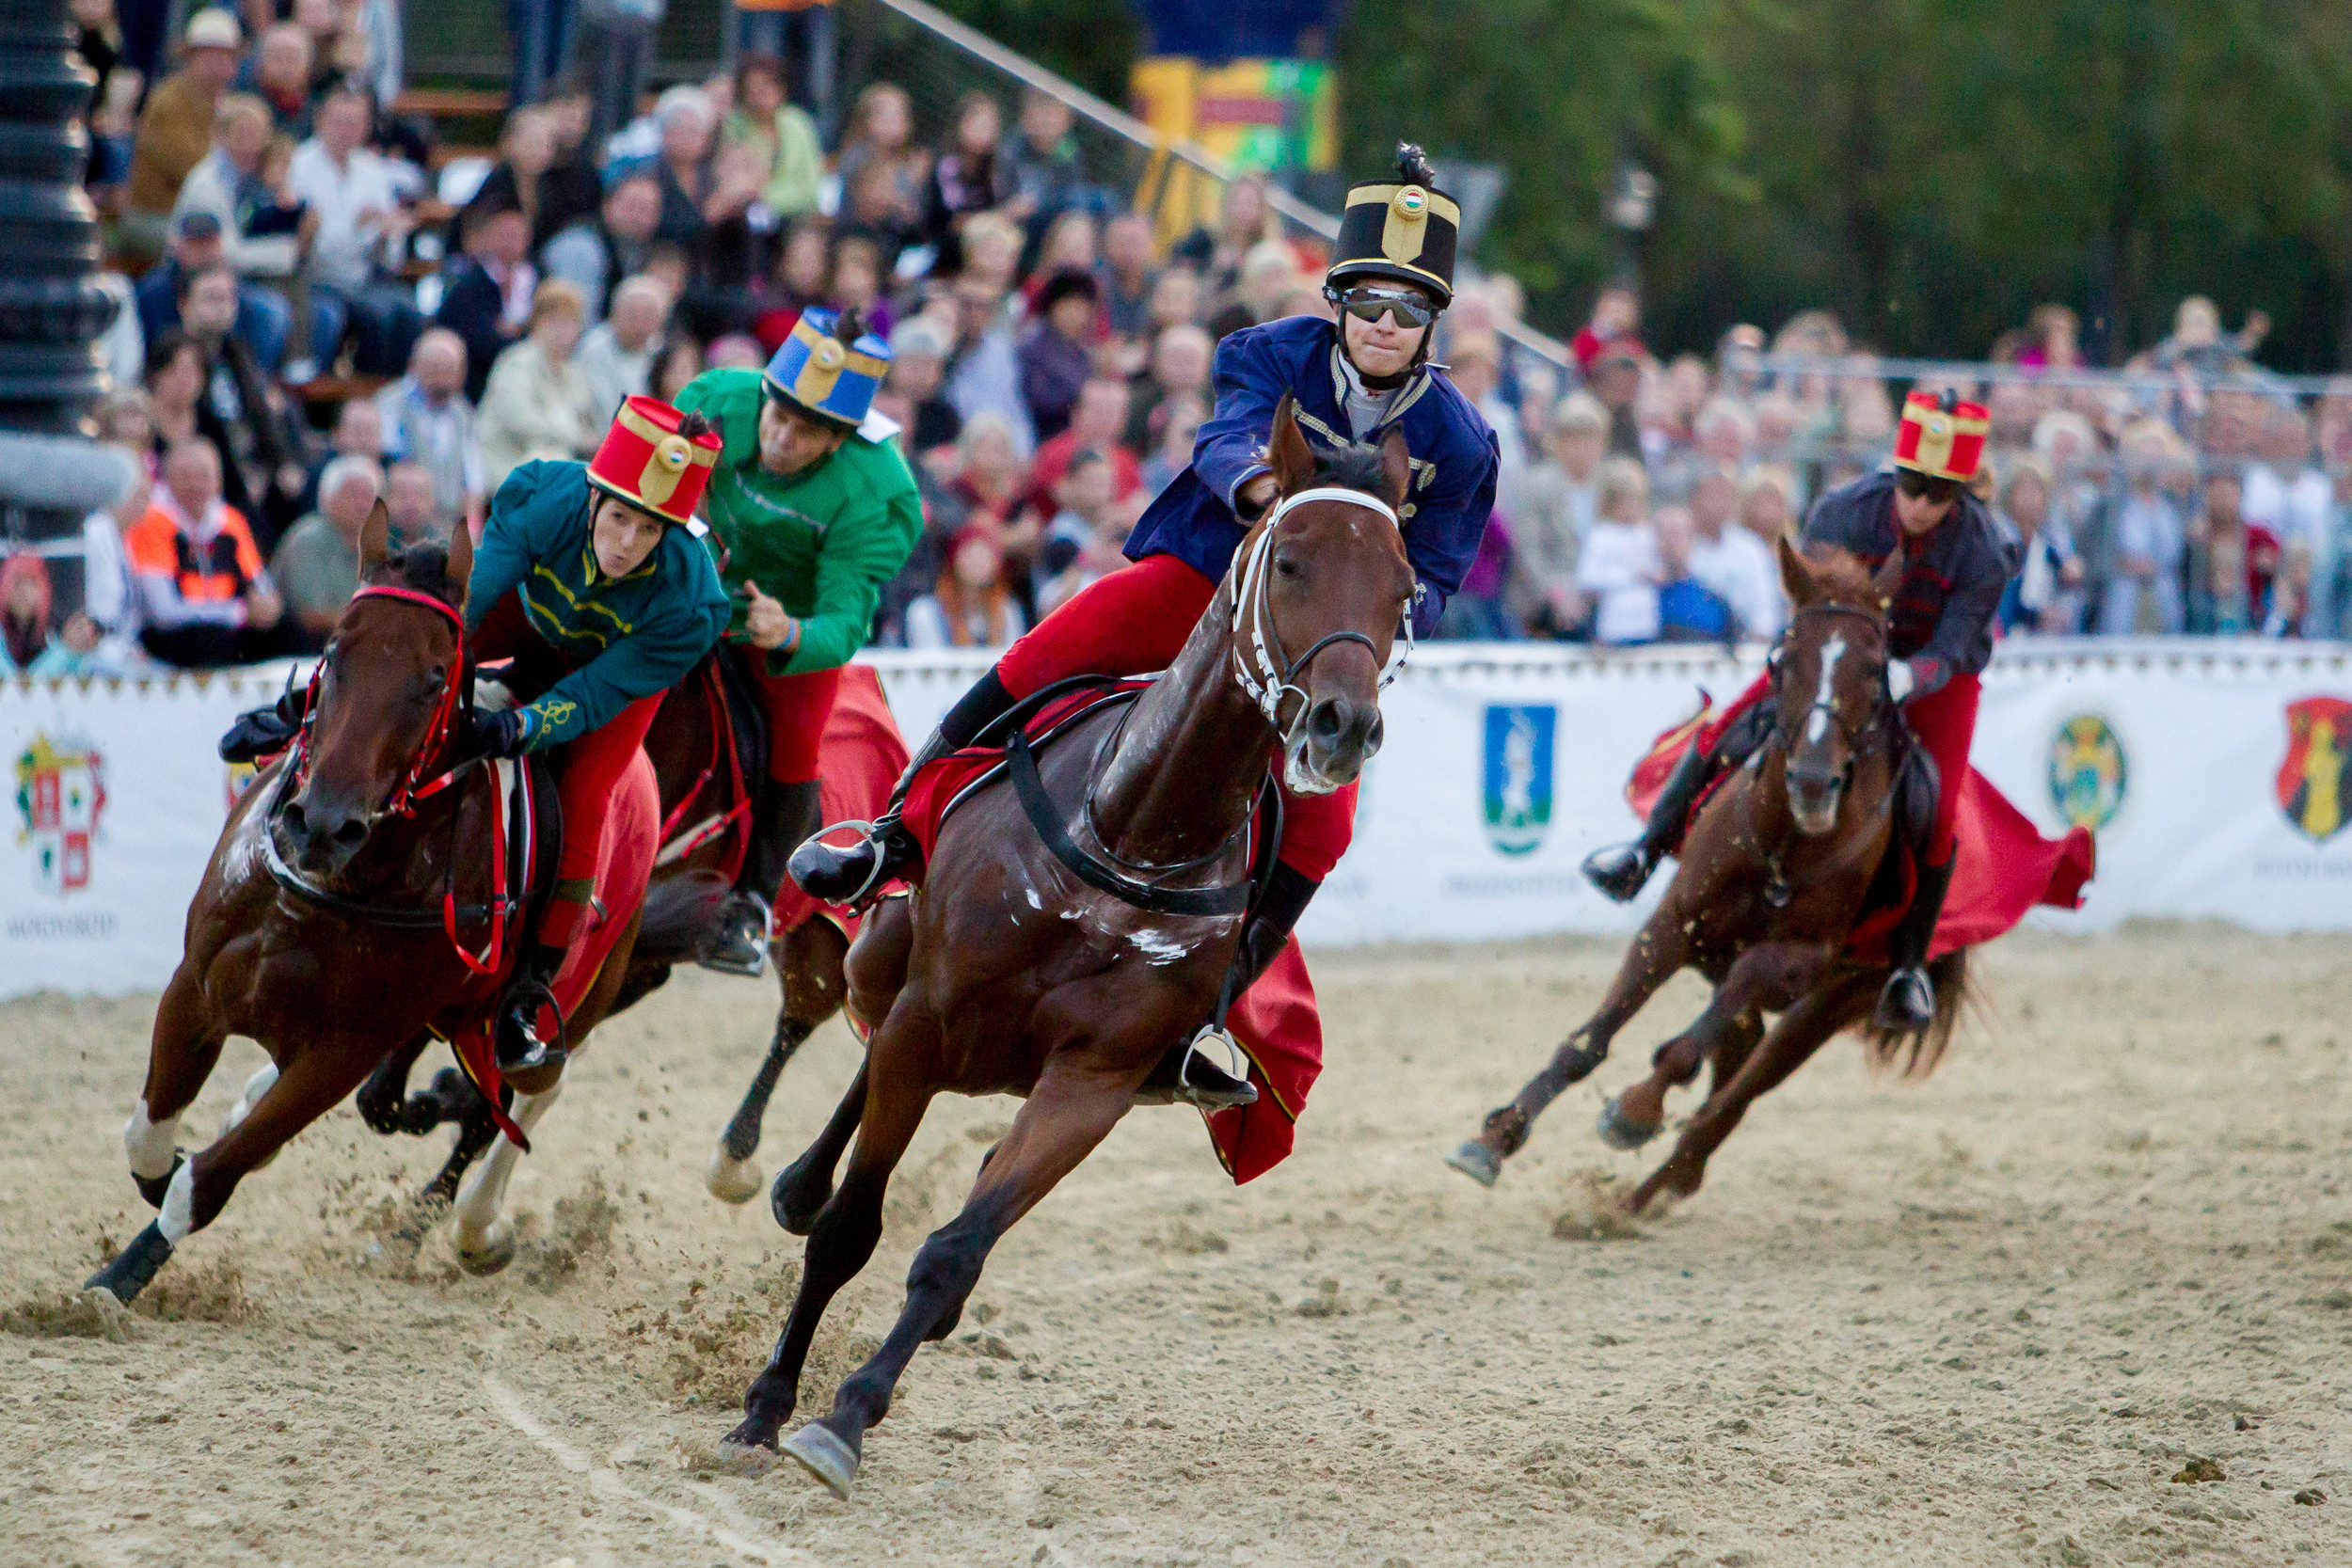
[1895, 469, 1960, 502]
[1330, 286, 1436, 329]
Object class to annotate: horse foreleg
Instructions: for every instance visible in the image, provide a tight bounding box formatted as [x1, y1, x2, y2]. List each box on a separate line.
[1448, 905, 1694, 1186]
[1627, 955, 1871, 1213]
[124, 967, 230, 1211]
[90, 1039, 376, 1306]
[771, 1060, 866, 1235]
[776, 1056, 1133, 1499]
[1599, 990, 1764, 1151]
[728, 1022, 933, 1454]
[448, 1076, 565, 1275]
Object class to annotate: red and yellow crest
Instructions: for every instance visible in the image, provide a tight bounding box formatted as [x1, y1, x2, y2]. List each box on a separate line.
[1893, 390, 1990, 483]
[2276, 695, 2352, 843]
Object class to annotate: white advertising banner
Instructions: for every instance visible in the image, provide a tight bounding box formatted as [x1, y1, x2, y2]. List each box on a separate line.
[7, 640, 2352, 998]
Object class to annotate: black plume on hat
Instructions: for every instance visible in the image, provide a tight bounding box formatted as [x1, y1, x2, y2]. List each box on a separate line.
[834, 307, 867, 346]
[1395, 142, 1438, 187]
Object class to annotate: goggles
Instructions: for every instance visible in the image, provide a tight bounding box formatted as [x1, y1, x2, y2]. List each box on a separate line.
[1328, 285, 1436, 329]
[1894, 469, 1961, 503]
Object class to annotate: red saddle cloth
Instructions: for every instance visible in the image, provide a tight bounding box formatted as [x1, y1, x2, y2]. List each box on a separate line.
[898, 679, 1324, 1184]
[771, 663, 911, 941]
[1626, 697, 2094, 962]
[450, 749, 661, 1145]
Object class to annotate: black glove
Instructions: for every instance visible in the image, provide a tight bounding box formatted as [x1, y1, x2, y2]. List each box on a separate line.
[468, 707, 531, 759]
[218, 686, 310, 763]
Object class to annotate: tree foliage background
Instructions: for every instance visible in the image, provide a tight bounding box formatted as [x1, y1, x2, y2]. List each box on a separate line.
[927, 0, 2352, 369]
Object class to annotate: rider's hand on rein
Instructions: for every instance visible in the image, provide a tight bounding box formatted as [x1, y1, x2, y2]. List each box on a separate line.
[468, 708, 531, 759]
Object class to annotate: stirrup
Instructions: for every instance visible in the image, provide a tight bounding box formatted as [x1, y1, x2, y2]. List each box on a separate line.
[1581, 842, 1655, 903]
[495, 979, 565, 1074]
[697, 890, 772, 978]
[1174, 1023, 1259, 1111]
[788, 817, 896, 907]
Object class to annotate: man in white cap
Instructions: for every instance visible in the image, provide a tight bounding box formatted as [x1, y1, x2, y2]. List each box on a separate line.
[125, 8, 244, 261]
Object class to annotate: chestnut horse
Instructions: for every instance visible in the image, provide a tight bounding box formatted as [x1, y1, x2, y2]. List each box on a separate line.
[1447, 540, 1966, 1212]
[723, 401, 1415, 1495]
[350, 654, 855, 1213]
[87, 506, 645, 1301]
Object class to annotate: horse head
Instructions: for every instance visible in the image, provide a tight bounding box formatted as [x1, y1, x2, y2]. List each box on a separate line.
[1233, 396, 1417, 794]
[1772, 534, 1903, 835]
[281, 501, 474, 879]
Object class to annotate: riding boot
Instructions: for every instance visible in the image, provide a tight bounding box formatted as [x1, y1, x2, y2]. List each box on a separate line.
[492, 940, 568, 1075]
[789, 670, 1018, 902]
[1137, 863, 1319, 1111]
[702, 779, 822, 977]
[1581, 736, 1717, 903]
[1873, 855, 1954, 1032]
[219, 681, 313, 763]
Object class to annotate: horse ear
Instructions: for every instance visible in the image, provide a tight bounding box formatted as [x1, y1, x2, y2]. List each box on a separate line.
[1267, 394, 1315, 499]
[444, 515, 474, 613]
[1870, 541, 1905, 610]
[1776, 531, 1819, 608]
[1375, 426, 1411, 510]
[359, 498, 389, 573]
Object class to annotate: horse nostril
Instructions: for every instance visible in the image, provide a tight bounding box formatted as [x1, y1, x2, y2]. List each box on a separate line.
[331, 817, 368, 848]
[1310, 697, 1352, 744]
[1364, 712, 1386, 757]
[282, 802, 309, 840]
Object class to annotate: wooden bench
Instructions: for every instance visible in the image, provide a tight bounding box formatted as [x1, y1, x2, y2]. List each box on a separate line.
[391, 87, 509, 119]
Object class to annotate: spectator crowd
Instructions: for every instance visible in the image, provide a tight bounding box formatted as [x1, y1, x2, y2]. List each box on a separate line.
[9, 0, 2351, 680]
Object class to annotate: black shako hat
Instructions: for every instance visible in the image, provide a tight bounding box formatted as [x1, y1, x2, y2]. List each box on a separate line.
[1325, 142, 1461, 308]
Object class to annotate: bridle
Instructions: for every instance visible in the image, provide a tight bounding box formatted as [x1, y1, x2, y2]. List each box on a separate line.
[262, 582, 523, 974]
[1769, 600, 1896, 765]
[286, 584, 473, 818]
[1227, 484, 1417, 741]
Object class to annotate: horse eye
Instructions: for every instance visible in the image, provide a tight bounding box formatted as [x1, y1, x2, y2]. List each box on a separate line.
[1274, 554, 1301, 578]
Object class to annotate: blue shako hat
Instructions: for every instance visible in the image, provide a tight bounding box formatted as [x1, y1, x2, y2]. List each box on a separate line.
[762, 307, 891, 432]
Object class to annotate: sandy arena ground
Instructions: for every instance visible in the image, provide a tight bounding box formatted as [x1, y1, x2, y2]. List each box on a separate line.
[2, 924, 2349, 1567]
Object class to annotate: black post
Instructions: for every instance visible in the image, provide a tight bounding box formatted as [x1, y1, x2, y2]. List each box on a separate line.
[0, 0, 135, 574]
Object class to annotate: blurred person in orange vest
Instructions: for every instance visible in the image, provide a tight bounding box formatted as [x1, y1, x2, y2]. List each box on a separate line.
[125, 437, 289, 667]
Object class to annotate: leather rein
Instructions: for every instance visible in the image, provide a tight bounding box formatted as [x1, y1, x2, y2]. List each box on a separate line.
[259, 584, 525, 972]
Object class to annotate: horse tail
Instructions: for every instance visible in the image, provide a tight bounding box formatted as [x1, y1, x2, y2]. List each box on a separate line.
[632, 867, 731, 965]
[1861, 946, 1969, 1080]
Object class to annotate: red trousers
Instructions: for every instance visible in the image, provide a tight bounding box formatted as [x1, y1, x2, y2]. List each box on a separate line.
[474, 592, 662, 947]
[994, 555, 1354, 880]
[726, 643, 837, 784]
[1710, 667, 1980, 865]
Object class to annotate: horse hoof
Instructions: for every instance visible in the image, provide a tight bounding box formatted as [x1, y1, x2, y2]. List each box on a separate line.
[772, 1166, 828, 1237]
[455, 1221, 516, 1276]
[781, 1422, 859, 1500]
[1443, 1141, 1502, 1188]
[1596, 1096, 1662, 1150]
[706, 1147, 763, 1205]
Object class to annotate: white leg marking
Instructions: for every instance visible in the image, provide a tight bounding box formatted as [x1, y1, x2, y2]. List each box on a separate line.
[157, 1159, 197, 1244]
[125, 1099, 183, 1180]
[217, 1062, 280, 1141]
[453, 1079, 564, 1247]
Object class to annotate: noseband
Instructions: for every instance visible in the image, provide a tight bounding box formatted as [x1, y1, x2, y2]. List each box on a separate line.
[1228, 485, 1416, 738]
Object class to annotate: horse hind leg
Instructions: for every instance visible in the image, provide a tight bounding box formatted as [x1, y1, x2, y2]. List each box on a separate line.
[709, 921, 846, 1202]
[449, 1077, 565, 1276]
[1627, 953, 1867, 1214]
[1448, 908, 1693, 1186]
[771, 1060, 866, 1235]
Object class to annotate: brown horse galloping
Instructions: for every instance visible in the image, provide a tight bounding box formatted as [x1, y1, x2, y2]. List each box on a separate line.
[1448, 540, 1965, 1212]
[720, 401, 1414, 1495]
[86, 506, 645, 1302]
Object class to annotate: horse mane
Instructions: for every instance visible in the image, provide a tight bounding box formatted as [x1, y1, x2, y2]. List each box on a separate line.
[1799, 543, 1885, 612]
[1302, 435, 1392, 501]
